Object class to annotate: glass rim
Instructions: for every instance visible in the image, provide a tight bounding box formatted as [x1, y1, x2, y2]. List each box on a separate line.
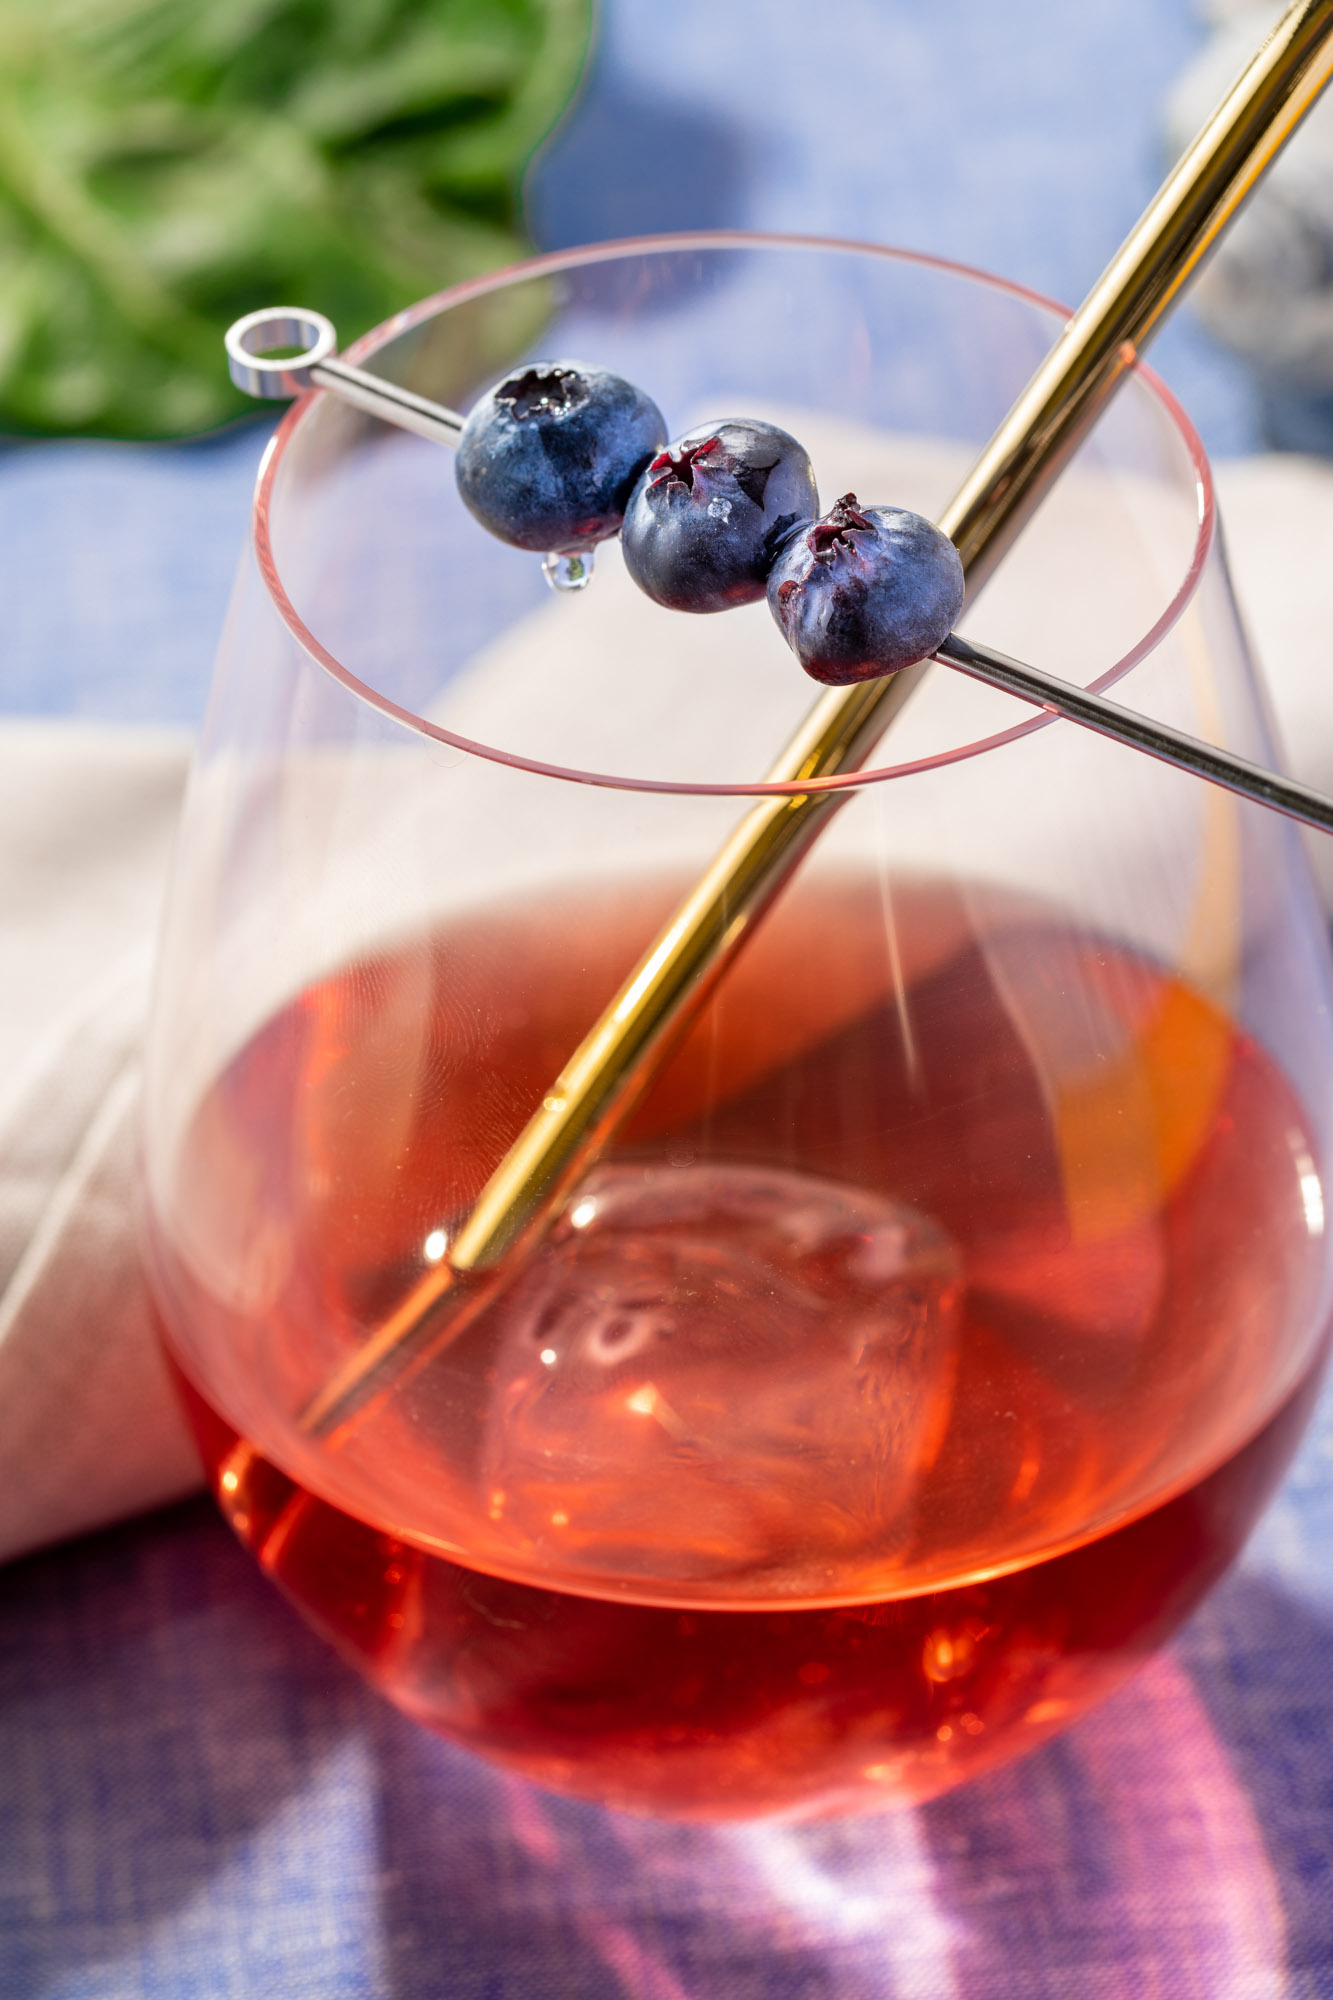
[252, 230, 1216, 799]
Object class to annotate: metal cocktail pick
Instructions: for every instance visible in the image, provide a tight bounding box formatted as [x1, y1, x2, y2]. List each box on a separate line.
[225, 0, 1333, 1440]
[224, 307, 1333, 840]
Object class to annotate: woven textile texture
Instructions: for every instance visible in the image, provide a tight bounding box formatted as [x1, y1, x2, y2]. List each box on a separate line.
[3, 0, 1332, 1989]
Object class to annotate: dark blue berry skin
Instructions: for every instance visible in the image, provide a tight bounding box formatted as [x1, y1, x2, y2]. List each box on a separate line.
[620, 420, 819, 613]
[766, 494, 964, 684]
[455, 362, 666, 554]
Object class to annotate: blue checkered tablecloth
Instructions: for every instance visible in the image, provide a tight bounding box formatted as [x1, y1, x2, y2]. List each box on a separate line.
[3, 3, 1331, 1993]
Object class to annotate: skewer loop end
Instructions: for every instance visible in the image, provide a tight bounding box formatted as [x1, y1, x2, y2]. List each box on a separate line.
[225, 308, 337, 399]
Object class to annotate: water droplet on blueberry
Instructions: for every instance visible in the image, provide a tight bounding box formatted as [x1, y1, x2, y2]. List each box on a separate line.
[621, 419, 819, 614]
[542, 548, 595, 593]
[767, 493, 964, 685]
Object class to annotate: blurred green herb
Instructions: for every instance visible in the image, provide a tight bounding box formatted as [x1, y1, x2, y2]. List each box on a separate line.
[0, 0, 591, 436]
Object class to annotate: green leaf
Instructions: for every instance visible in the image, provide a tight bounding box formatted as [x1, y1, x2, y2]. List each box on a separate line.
[0, 0, 592, 436]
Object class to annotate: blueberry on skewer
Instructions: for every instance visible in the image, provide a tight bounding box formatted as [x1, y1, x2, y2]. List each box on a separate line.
[225, 305, 1333, 844]
[455, 362, 666, 556]
[767, 493, 965, 685]
[621, 420, 819, 612]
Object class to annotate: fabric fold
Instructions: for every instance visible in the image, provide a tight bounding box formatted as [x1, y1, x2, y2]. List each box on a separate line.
[0, 726, 200, 1565]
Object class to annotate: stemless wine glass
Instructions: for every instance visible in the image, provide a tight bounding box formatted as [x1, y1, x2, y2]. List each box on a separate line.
[140, 237, 1333, 1822]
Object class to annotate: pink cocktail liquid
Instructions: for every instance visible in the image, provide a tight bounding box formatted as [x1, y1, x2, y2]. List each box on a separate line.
[152, 871, 1328, 1817]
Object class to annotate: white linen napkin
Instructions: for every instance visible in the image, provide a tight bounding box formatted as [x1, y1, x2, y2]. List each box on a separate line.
[2, 454, 1331, 1567]
[0, 724, 201, 1563]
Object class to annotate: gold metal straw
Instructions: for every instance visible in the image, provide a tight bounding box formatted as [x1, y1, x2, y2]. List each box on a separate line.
[295, 0, 1333, 1438]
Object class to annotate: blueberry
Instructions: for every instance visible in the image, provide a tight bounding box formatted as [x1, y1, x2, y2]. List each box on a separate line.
[766, 494, 964, 684]
[620, 420, 819, 613]
[455, 362, 666, 554]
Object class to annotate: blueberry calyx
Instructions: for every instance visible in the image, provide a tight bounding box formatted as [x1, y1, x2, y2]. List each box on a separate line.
[455, 361, 667, 555]
[766, 493, 965, 686]
[807, 493, 874, 559]
[495, 366, 588, 420]
[647, 436, 722, 492]
[621, 418, 819, 615]
[643, 436, 783, 516]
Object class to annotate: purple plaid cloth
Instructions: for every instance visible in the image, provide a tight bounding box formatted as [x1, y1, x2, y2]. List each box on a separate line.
[3, 1467, 1331, 1997]
[4, 1, 1331, 1993]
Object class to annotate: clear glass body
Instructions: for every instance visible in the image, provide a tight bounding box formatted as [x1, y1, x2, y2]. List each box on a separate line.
[142, 239, 1333, 1821]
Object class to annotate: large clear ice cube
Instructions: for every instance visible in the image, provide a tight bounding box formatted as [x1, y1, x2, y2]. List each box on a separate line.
[480, 1162, 962, 1590]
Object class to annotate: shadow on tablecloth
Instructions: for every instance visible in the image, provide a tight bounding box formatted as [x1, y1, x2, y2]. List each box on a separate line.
[2, 1491, 1330, 1999]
